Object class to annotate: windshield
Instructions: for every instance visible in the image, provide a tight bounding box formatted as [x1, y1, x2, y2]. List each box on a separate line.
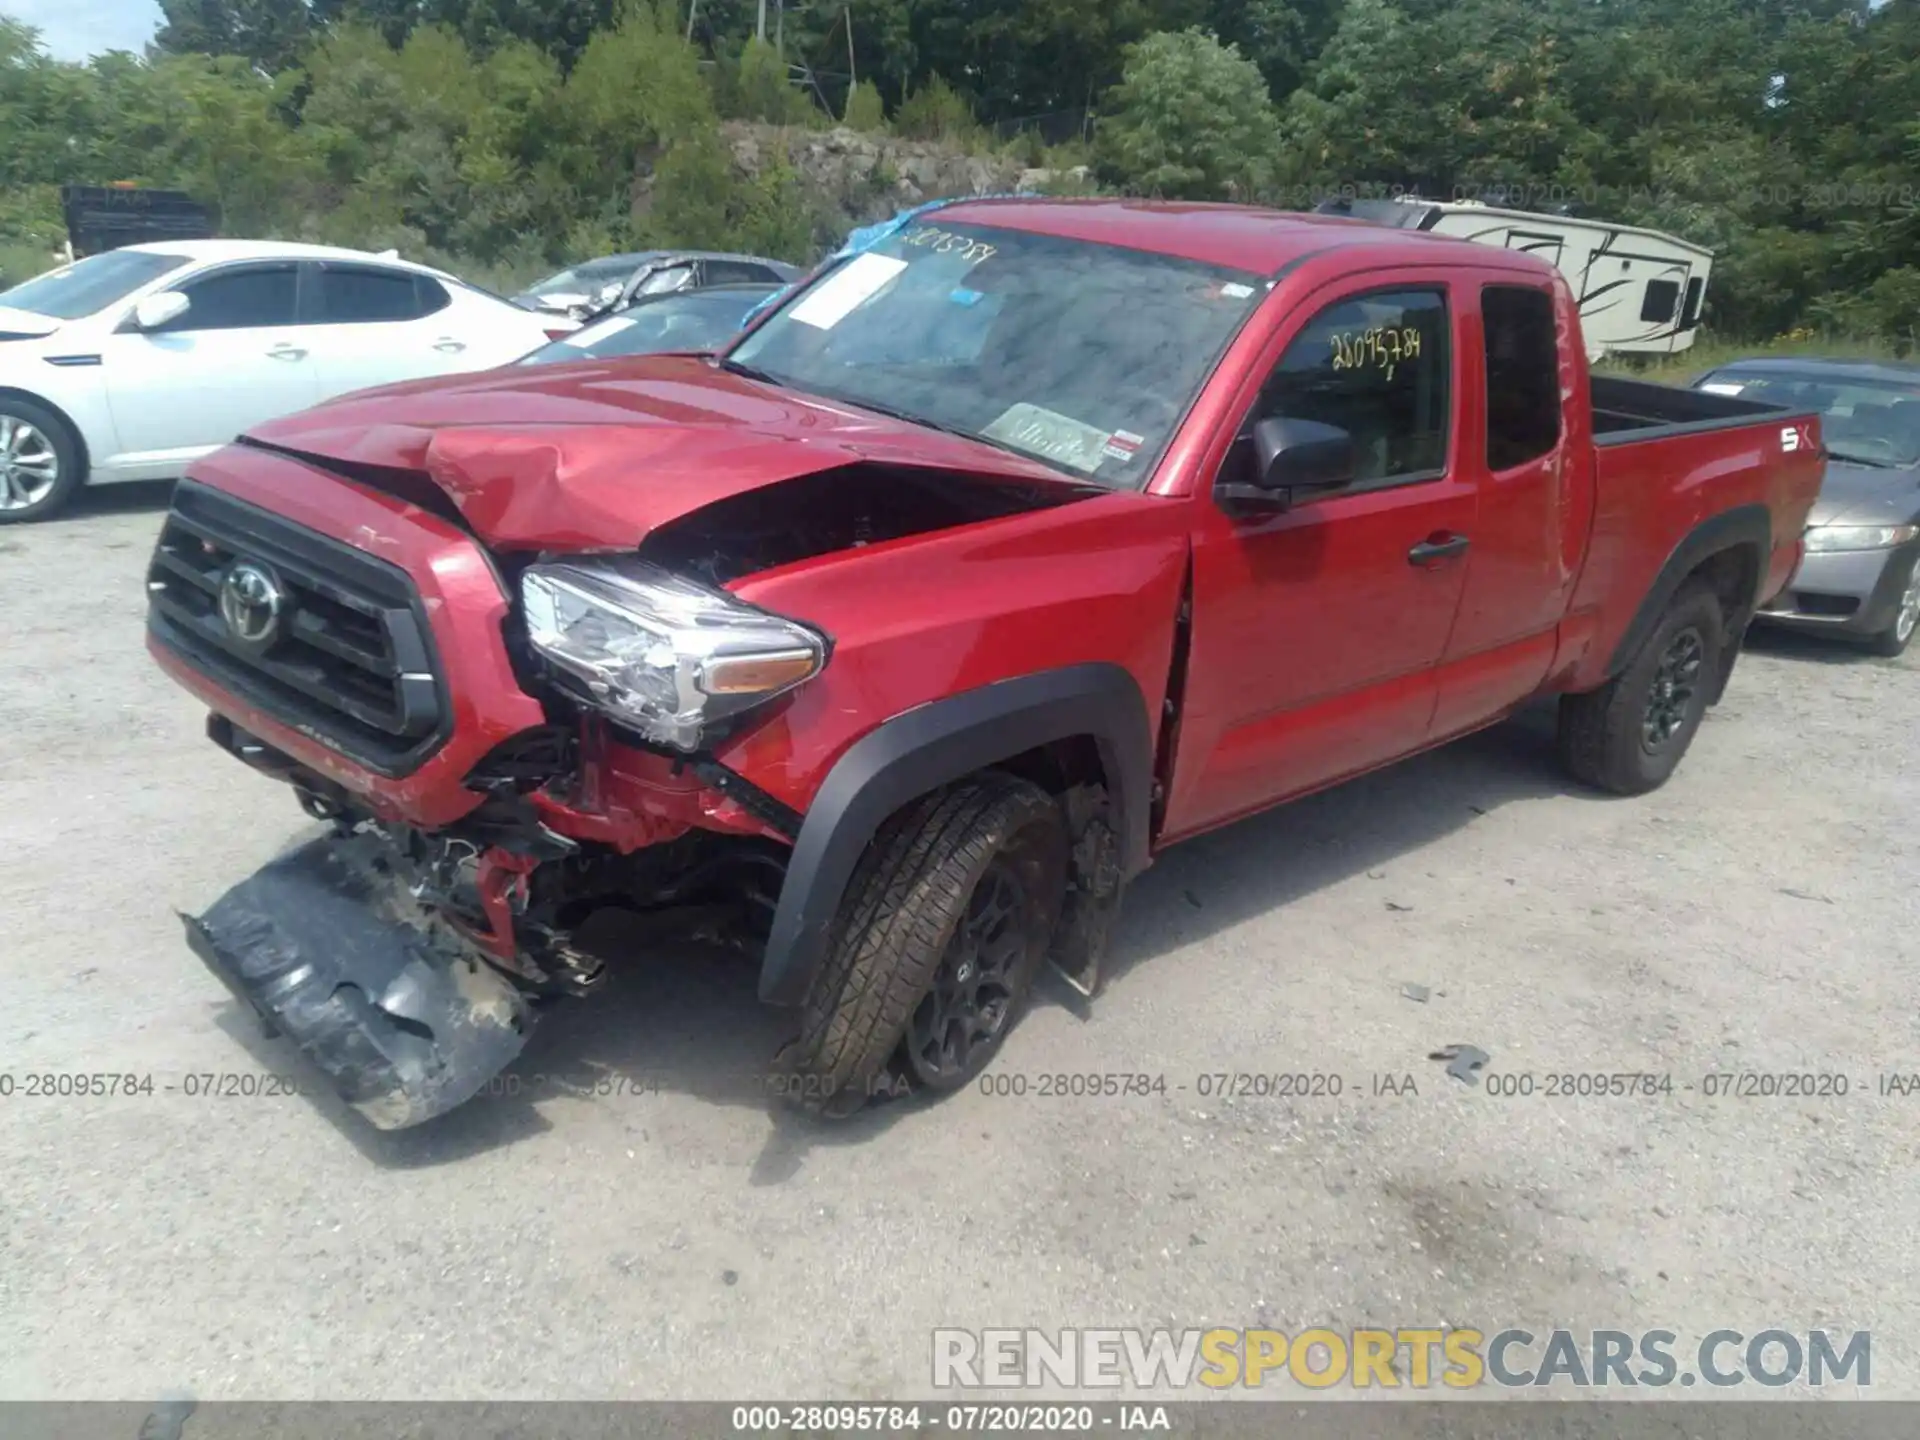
[1, 250, 190, 320]
[726, 223, 1266, 487]
[518, 287, 779, 365]
[1702, 370, 1920, 468]
[524, 260, 641, 299]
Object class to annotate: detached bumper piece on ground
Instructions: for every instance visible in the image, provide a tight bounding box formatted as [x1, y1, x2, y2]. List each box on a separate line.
[181, 832, 534, 1129]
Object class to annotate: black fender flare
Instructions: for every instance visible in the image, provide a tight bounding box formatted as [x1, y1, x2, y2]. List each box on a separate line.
[1603, 503, 1772, 683]
[756, 663, 1155, 1007]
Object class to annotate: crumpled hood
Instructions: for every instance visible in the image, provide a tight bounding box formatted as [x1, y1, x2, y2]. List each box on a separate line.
[1807, 459, 1920, 527]
[242, 354, 1077, 550]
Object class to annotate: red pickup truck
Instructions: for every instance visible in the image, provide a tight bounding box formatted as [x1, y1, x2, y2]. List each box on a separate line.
[146, 200, 1823, 1128]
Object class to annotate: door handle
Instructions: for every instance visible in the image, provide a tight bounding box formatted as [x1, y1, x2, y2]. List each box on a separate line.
[1408, 533, 1471, 566]
[266, 344, 307, 361]
[432, 338, 467, 353]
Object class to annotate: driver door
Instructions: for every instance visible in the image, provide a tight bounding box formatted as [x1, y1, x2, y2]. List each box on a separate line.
[1163, 276, 1479, 838]
[98, 261, 319, 468]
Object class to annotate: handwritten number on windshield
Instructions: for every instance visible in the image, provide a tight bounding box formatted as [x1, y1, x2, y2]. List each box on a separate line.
[900, 227, 998, 264]
[1329, 325, 1422, 381]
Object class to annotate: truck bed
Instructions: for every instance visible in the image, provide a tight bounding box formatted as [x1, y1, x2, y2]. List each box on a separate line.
[1591, 374, 1799, 445]
[1564, 375, 1825, 691]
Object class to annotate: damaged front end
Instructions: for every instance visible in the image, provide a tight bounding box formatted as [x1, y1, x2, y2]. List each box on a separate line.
[183, 828, 539, 1131]
[186, 717, 790, 1130]
[150, 404, 1106, 1131]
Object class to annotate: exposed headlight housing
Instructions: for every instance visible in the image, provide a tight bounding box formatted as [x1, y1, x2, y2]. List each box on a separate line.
[1803, 523, 1920, 553]
[520, 558, 825, 751]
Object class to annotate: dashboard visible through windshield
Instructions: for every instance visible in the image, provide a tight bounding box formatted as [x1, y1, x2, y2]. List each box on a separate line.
[726, 222, 1268, 488]
[0, 250, 189, 320]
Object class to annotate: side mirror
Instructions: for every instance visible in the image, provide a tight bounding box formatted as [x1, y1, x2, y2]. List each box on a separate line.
[132, 291, 190, 331]
[1220, 417, 1357, 511]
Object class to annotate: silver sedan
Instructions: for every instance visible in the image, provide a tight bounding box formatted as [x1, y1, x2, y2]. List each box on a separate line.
[1693, 359, 1920, 656]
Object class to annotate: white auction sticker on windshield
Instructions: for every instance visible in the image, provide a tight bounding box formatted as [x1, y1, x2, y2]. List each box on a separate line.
[983, 403, 1113, 475]
[789, 252, 908, 330]
[563, 316, 636, 347]
[1698, 381, 1745, 396]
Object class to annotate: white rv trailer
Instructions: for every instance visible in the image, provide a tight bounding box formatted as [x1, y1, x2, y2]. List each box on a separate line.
[1312, 197, 1713, 361]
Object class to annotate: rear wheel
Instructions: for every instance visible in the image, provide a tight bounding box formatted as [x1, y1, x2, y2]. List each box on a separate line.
[0, 398, 83, 524]
[782, 773, 1067, 1118]
[1864, 553, 1920, 657]
[1558, 581, 1724, 796]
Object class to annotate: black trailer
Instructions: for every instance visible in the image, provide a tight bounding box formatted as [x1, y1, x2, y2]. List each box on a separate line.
[60, 185, 214, 257]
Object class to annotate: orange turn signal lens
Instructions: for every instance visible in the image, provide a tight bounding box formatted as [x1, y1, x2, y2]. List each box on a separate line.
[700, 650, 820, 695]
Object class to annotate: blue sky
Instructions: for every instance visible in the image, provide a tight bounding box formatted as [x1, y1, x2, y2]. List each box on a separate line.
[3, 0, 160, 59]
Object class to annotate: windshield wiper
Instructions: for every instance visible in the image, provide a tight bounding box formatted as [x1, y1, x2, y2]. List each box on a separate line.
[719, 356, 784, 386]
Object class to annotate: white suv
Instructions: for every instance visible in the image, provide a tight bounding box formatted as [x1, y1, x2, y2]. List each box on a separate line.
[0, 240, 559, 523]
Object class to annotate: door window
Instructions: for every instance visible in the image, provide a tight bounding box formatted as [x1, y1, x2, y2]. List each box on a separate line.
[158, 264, 299, 332]
[1244, 288, 1450, 488]
[635, 264, 695, 296]
[314, 266, 448, 323]
[704, 260, 777, 286]
[1481, 285, 1562, 470]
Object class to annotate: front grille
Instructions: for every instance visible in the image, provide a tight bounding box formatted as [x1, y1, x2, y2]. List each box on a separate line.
[147, 480, 449, 776]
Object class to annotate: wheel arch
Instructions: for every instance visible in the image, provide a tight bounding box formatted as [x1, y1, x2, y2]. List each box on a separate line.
[0, 385, 91, 479]
[756, 663, 1155, 1007]
[1603, 503, 1770, 702]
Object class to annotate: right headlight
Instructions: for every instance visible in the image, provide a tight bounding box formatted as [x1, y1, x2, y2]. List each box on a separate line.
[1803, 523, 1920, 553]
[520, 558, 826, 752]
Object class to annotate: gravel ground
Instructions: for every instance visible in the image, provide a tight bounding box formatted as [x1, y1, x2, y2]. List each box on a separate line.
[1, 485, 1916, 1403]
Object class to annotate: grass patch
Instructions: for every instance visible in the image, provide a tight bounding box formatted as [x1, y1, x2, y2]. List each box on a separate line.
[1599, 332, 1904, 384]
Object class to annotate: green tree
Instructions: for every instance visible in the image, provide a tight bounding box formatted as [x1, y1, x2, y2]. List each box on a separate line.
[843, 77, 885, 130]
[893, 73, 976, 142]
[718, 35, 815, 124]
[1098, 28, 1276, 199]
[154, 0, 320, 72]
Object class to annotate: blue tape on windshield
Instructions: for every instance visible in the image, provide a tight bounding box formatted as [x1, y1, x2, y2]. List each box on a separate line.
[738, 282, 794, 330]
[737, 195, 1028, 330]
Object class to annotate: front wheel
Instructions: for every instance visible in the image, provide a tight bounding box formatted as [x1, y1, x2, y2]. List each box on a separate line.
[783, 773, 1068, 1118]
[0, 398, 83, 524]
[1864, 552, 1920, 657]
[1558, 581, 1725, 796]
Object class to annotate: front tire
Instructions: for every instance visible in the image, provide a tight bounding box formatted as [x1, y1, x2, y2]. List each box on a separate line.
[1558, 580, 1724, 796]
[0, 397, 83, 524]
[784, 773, 1067, 1118]
[1864, 552, 1920, 658]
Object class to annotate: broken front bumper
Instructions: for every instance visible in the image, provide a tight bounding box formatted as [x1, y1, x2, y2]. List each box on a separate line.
[182, 832, 534, 1130]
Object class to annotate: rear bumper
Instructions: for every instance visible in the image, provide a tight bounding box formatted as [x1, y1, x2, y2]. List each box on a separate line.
[1758, 539, 1919, 636]
[184, 830, 534, 1129]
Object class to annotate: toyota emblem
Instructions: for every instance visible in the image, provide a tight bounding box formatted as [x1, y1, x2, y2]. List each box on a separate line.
[219, 560, 285, 646]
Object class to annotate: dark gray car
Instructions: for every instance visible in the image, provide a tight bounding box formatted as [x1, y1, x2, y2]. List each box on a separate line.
[1692, 358, 1920, 655]
[514, 283, 783, 366]
[511, 251, 801, 322]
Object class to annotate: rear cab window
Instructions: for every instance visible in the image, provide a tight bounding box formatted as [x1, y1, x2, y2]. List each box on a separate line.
[1481, 284, 1562, 470]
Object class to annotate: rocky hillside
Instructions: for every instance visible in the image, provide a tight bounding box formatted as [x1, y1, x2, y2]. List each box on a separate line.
[720, 121, 1089, 237]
